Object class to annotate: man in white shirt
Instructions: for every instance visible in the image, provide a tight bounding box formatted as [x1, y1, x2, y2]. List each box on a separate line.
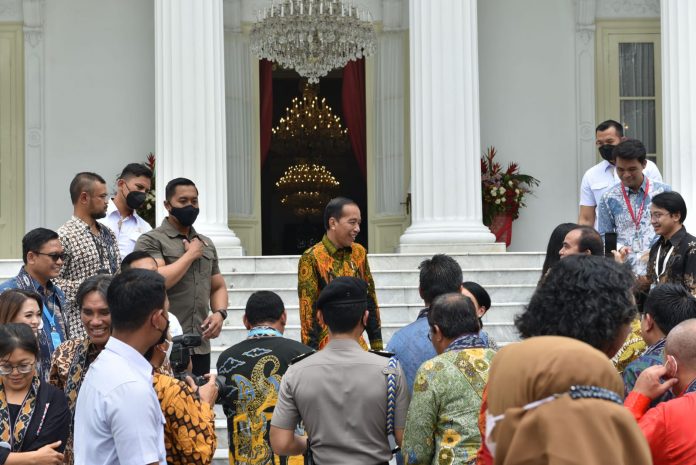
[578, 120, 662, 227]
[74, 269, 170, 465]
[99, 163, 153, 258]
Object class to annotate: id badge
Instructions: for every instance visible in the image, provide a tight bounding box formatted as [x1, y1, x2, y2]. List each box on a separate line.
[50, 331, 62, 349]
[632, 235, 642, 252]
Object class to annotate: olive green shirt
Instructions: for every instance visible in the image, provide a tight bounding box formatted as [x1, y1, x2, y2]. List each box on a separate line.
[135, 218, 221, 355]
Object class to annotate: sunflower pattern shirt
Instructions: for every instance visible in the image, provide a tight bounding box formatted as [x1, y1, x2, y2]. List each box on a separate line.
[297, 234, 382, 350]
[402, 335, 495, 465]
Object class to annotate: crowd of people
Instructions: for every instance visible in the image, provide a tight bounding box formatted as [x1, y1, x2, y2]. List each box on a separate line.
[0, 120, 696, 465]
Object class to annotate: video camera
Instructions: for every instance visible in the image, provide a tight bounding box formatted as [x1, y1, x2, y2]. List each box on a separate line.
[170, 333, 233, 403]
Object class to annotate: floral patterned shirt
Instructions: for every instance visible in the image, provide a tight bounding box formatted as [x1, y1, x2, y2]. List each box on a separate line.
[646, 227, 696, 295]
[297, 234, 382, 350]
[55, 216, 120, 338]
[402, 336, 496, 465]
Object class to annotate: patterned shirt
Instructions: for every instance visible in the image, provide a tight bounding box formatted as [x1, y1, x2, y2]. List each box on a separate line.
[402, 335, 496, 465]
[623, 338, 670, 403]
[646, 227, 696, 295]
[55, 216, 120, 338]
[597, 177, 671, 275]
[153, 373, 217, 465]
[612, 318, 646, 374]
[216, 334, 311, 465]
[297, 234, 382, 350]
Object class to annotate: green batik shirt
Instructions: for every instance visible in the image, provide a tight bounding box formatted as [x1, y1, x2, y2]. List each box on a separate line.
[402, 343, 495, 465]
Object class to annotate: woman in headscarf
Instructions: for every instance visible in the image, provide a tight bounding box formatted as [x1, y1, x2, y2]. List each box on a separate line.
[486, 336, 651, 465]
[0, 323, 69, 464]
[48, 274, 112, 465]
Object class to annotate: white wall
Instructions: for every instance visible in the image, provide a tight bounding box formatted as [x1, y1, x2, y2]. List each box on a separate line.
[478, 0, 578, 251]
[43, 0, 155, 229]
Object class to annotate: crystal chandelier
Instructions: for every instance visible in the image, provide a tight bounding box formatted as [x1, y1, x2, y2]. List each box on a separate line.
[250, 0, 377, 83]
[272, 82, 349, 157]
[276, 163, 340, 217]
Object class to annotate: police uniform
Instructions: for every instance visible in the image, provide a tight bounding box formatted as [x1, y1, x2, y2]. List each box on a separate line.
[271, 277, 410, 465]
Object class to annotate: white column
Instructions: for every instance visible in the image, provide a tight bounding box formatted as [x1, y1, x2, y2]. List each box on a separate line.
[398, 0, 499, 253]
[574, 0, 597, 191]
[662, 0, 696, 233]
[155, 0, 243, 255]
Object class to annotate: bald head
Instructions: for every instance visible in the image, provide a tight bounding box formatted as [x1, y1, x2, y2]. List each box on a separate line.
[666, 319, 696, 368]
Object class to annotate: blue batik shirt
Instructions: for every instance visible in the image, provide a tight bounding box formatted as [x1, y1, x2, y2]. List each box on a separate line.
[598, 177, 671, 275]
[623, 338, 668, 403]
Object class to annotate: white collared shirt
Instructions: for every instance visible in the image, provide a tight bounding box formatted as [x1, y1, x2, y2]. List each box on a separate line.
[580, 159, 662, 208]
[73, 337, 166, 465]
[99, 199, 152, 258]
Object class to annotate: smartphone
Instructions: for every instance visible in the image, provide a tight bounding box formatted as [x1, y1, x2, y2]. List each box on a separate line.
[605, 232, 617, 257]
[665, 355, 678, 378]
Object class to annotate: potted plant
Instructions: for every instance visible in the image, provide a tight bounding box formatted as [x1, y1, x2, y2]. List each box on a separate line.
[481, 146, 539, 246]
[139, 153, 157, 228]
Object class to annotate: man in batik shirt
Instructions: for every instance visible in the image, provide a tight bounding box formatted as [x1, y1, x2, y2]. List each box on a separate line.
[55, 172, 120, 338]
[402, 293, 496, 465]
[297, 197, 382, 350]
[646, 192, 696, 294]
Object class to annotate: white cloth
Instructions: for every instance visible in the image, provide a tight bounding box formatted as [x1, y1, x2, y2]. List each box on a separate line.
[99, 199, 152, 258]
[73, 337, 166, 465]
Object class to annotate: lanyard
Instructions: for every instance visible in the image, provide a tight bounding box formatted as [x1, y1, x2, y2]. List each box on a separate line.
[42, 304, 63, 349]
[621, 179, 649, 231]
[247, 326, 283, 338]
[655, 243, 675, 279]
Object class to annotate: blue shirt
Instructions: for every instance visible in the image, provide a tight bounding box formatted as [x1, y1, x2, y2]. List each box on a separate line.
[598, 177, 671, 275]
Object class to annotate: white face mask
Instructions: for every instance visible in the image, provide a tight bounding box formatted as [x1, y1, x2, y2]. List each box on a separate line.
[485, 411, 504, 458]
[164, 340, 173, 362]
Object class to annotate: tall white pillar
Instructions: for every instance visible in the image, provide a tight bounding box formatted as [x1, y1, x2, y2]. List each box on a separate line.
[155, 0, 243, 255]
[662, 0, 696, 233]
[398, 0, 500, 253]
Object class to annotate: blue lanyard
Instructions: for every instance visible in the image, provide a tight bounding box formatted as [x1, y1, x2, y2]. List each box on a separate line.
[42, 304, 63, 349]
[247, 326, 282, 338]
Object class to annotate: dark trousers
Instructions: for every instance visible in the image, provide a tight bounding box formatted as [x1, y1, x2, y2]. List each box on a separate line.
[191, 353, 211, 376]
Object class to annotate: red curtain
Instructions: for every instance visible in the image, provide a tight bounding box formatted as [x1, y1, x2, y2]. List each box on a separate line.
[342, 59, 367, 179]
[259, 59, 274, 167]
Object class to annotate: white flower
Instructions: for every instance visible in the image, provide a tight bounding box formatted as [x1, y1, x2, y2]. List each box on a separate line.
[490, 189, 497, 197]
[508, 181, 514, 187]
[495, 199, 501, 204]
[515, 189, 520, 194]
[499, 187, 505, 194]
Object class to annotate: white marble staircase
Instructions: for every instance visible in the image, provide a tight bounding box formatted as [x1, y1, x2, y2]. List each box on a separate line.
[0, 252, 544, 465]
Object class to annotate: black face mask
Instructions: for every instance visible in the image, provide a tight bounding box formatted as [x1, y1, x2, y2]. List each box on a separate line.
[126, 191, 146, 210]
[169, 205, 200, 227]
[144, 318, 170, 362]
[598, 144, 615, 163]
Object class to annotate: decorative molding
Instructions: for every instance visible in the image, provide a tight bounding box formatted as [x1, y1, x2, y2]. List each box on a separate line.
[574, 0, 598, 188]
[237, 0, 384, 24]
[0, 0, 22, 21]
[596, 0, 660, 18]
[22, 0, 46, 230]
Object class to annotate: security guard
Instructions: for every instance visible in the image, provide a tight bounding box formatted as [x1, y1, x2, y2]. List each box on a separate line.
[270, 277, 410, 464]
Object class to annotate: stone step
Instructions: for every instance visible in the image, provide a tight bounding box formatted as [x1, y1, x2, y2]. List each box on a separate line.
[224, 267, 542, 288]
[226, 284, 536, 308]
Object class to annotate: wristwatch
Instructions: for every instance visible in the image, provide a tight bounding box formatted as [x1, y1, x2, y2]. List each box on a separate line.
[212, 309, 228, 320]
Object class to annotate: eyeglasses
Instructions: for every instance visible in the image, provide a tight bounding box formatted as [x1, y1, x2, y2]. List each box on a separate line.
[34, 252, 69, 262]
[650, 212, 669, 220]
[0, 362, 35, 375]
[427, 327, 434, 341]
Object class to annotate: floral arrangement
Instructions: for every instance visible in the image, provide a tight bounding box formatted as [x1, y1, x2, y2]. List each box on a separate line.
[481, 146, 539, 226]
[139, 153, 157, 228]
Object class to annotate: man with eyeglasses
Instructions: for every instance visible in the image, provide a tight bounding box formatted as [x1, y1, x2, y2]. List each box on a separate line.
[0, 227, 70, 362]
[55, 172, 121, 339]
[98, 163, 153, 258]
[645, 192, 696, 295]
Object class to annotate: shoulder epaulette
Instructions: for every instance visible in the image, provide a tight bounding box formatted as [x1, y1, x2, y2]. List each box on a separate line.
[290, 350, 317, 365]
[369, 349, 395, 358]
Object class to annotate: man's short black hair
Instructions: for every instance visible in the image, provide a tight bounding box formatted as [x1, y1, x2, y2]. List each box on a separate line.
[76, 274, 113, 309]
[323, 197, 357, 230]
[542, 223, 578, 276]
[644, 284, 696, 335]
[596, 119, 624, 137]
[245, 291, 285, 325]
[119, 163, 153, 181]
[428, 293, 480, 338]
[121, 251, 156, 271]
[613, 139, 647, 164]
[419, 254, 463, 304]
[574, 226, 604, 256]
[651, 191, 687, 224]
[22, 228, 59, 264]
[69, 172, 106, 205]
[107, 269, 166, 332]
[320, 301, 365, 334]
[165, 177, 198, 202]
[515, 255, 637, 353]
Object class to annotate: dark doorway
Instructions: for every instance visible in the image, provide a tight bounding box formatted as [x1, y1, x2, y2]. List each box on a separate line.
[261, 65, 367, 255]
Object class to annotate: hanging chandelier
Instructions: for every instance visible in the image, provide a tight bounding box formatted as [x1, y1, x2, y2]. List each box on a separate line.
[276, 163, 340, 217]
[272, 82, 349, 157]
[250, 0, 377, 83]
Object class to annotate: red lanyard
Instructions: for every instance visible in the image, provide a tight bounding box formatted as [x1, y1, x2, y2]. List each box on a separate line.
[621, 178, 649, 230]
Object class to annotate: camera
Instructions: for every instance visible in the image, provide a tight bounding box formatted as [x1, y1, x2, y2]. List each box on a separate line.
[169, 333, 233, 403]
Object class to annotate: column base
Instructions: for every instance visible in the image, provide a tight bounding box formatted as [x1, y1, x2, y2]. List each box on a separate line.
[195, 223, 244, 256]
[398, 221, 504, 254]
